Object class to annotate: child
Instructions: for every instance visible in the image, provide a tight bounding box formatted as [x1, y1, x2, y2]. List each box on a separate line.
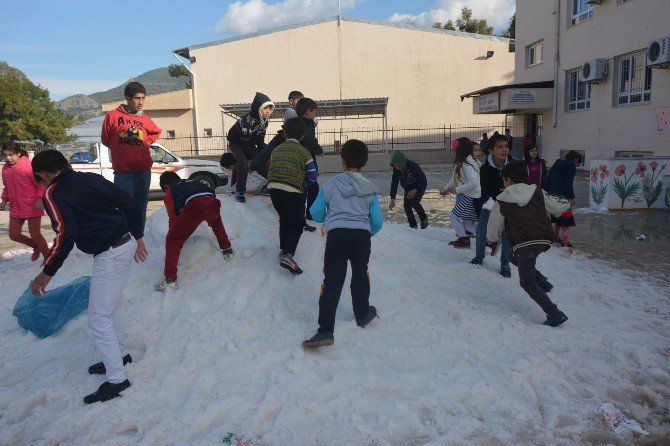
[296, 97, 324, 231]
[284, 90, 304, 122]
[302, 139, 383, 348]
[267, 117, 317, 274]
[523, 143, 548, 188]
[389, 151, 428, 229]
[226, 92, 274, 203]
[101, 81, 162, 232]
[470, 134, 513, 277]
[31, 149, 148, 404]
[155, 171, 233, 291]
[440, 138, 481, 248]
[544, 150, 582, 248]
[487, 160, 570, 327]
[472, 142, 485, 167]
[1, 141, 50, 261]
[219, 152, 267, 196]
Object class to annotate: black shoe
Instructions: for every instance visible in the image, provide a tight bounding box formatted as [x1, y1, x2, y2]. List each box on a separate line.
[356, 305, 379, 328]
[500, 266, 511, 278]
[543, 311, 568, 327]
[88, 354, 132, 375]
[83, 379, 131, 404]
[279, 253, 303, 275]
[420, 219, 429, 229]
[302, 332, 334, 349]
[303, 223, 317, 232]
[538, 280, 553, 293]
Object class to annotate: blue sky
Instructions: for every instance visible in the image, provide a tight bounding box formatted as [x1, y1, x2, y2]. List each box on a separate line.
[2, 0, 514, 100]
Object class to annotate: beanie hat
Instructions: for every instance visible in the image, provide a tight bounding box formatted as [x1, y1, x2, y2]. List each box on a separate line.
[390, 151, 407, 168]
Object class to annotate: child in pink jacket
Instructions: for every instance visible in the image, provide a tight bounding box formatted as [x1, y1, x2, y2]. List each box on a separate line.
[1, 142, 50, 261]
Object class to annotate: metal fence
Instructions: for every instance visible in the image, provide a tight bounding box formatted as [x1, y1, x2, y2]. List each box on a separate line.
[158, 123, 526, 158]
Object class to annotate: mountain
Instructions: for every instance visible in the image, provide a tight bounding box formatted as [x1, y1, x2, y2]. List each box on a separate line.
[55, 94, 101, 123]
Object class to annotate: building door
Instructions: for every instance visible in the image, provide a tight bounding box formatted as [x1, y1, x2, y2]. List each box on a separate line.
[525, 113, 543, 153]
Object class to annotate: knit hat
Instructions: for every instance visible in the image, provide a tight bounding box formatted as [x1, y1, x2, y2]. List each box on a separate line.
[390, 151, 407, 168]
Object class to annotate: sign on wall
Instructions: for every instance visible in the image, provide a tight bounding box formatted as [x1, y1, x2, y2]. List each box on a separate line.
[509, 89, 537, 104]
[474, 92, 500, 113]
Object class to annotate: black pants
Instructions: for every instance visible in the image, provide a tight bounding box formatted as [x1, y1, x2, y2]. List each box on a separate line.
[270, 189, 305, 256]
[510, 245, 559, 317]
[229, 142, 267, 193]
[304, 182, 319, 220]
[318, 229, 372, 333]
[403, 189, 427, 228]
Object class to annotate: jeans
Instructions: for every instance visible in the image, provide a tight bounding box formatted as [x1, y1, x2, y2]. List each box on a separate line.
[114, 170, 151, 233]
[473, 209, 510, 267]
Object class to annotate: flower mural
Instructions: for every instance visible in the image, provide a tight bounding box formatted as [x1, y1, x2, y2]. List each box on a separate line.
[590, 164, 609, 205]
[641, 162, 666, 208]
[612, 164, 642, 209]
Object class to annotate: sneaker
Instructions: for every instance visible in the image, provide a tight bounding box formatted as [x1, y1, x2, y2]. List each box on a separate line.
[488, 241, 500, 256]
[420, 219, 429, 229]
[303, 223, 317, 232]
[538, 280, 553, 293]
[88, 354, 133, 375]
[500, 266, 511, 278]
[470, 258, 483, 265]
[222, 248, 234, 260]
[31, 248, 41, 262]
[258, 185, 271, 196]
[235, 192, 246, 203]
[543, 311, 568, 327]
[409, 224, 418, 229]
[279, 253, 303, 275]
[155, 278, 179, 292]
[302, 332, 334, 349]
[356, 305, 379, 328]
[83, 380, 131, 404]
[451, 236, 471, 249]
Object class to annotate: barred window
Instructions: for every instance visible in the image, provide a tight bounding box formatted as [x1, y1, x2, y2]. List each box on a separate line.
[614, 51, 652, 106]
[571, 0, 594, 26]
[566, 68, 591, 111]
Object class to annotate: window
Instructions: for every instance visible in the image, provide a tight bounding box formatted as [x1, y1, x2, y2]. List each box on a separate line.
[526, 41, 544, 67]
[614, 50, 652, 106]
[566, 67, 591, 111]
[204, 128, 212, 137]
[571, 0, 594, 26]
[150, 145, 177, 164]
[167, 130, 176, 138]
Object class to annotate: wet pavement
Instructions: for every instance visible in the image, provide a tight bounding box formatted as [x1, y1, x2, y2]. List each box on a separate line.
[1, 166, 668, 284]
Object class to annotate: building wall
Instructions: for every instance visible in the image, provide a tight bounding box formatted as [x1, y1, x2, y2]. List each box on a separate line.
[515, 0, 670, 163]
[188, 18, 515, 138]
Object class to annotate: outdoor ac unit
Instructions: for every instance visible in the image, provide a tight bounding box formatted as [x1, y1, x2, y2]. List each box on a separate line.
[648, 36, 670, 68]
[582, 59, 608, 82]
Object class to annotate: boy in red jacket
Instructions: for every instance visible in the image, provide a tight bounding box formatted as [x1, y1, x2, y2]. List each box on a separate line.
[101, 82, 161, 233]
[155, 171, 234, 291]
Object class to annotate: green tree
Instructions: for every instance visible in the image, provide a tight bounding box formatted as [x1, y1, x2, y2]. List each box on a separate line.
[500, 13, 516, 39]
[0, 62, 73, 144]
[168, 63, 192, 89]
[450, 7, 493, 35]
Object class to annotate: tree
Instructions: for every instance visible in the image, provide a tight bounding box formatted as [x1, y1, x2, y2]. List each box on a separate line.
[449, 7, 493, 35]
[168, 63, 192, 89]
[500, 13, 516, 39]
[0, 62, 74, 144]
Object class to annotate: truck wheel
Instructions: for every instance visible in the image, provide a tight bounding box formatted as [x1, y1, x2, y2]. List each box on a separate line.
[190, 173, 217, 190]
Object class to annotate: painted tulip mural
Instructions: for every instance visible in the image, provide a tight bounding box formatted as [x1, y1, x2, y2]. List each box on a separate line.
[589, 164, 609, 205]
[590, 158, 668, 209]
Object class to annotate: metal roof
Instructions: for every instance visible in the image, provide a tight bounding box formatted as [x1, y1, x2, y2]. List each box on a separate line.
[220, 98, 388, 120]
[460, 81, 554, 101]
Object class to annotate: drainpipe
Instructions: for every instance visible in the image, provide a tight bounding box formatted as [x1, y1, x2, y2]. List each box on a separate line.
[172, 52, 200, 154]
[552, 0, 561, 128]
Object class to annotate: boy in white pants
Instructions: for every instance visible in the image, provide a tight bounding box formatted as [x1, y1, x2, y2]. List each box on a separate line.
[31, 150, 148, 404]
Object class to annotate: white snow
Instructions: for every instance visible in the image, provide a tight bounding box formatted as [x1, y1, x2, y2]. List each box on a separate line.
[1, 194, 669, 445]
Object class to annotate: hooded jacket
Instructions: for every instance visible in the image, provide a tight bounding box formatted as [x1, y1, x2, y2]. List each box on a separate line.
[443, 155, 481, 198]
[480, 154, 514, 202]
[164, 179, 215, 224]
[310, 172, 383, 234]
[101, 105, 162, 172]
[544, 158, 577, 199]
[389, 152, 427, 199]
[2, 155, 46, 219]
[487, 183, 570, 252]
[226, 92, 274, 153]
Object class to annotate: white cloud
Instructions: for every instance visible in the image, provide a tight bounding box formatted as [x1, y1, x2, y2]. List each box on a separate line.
[214, 0, 361, 35]
[388, 0, 515, 31]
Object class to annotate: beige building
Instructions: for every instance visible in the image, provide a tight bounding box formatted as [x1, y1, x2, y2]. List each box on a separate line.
[172, 16, 515, 148]
[462, 0, 670, 163]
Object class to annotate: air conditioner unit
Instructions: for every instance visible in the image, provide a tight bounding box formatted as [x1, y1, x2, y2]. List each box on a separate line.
[648, 36, 670, 68]
[582, 59, 608, 82]
[586, 0, 602, 4]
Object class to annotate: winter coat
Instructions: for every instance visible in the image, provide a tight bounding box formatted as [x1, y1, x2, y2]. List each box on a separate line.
[389, 152, 427, 199]
[164, 179, 215, 220]
[267, 139, 317, 194]
[544, 159, 576, 199]
[101, 105, 162, 172]
[487, 183, 570, 252]
[523, 159, 548, 188]
[480, 154, 514, 202]
[310, 171, 383, 234]
[1, 156, 45, 218]
[226, 92, 274, 155]
[443, 155, 481, 198]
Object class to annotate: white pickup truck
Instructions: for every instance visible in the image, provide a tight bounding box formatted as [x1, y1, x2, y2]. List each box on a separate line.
[57, 142, 227, 191]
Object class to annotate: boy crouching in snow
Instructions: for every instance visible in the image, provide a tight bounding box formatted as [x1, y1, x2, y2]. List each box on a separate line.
[302, 139, 383, 348]
[486, 161, 570, 327]
[155, 171, 233, 291]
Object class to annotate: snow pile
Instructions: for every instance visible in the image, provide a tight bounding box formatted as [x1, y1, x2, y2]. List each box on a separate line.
[1, 194, 669, 445]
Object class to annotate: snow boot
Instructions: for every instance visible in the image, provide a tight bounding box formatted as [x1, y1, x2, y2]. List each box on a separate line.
[543, 311, 568, 327]
[83, 380, 131, 404]
[450, 236, 471, 249]
[88, 354, 133, 375]
[302, 332, 334, 349]
[356, 306, 379, 328]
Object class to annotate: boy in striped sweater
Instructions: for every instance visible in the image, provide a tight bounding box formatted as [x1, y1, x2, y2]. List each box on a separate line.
[267, 118, 318, 274]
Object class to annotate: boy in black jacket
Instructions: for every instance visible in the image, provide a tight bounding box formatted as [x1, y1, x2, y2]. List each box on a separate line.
[487, 161, 570, 327]
[295, 98, 323, 230]
[471, 134, 513, 277]
[226, 92, 274, 203]
[31, 150, 148, 404]
[156, 172, 233, 291]
[389, 151, 428, 228]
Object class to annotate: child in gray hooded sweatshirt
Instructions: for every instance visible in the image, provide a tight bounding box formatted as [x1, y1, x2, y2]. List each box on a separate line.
[302, 139, 383, 349]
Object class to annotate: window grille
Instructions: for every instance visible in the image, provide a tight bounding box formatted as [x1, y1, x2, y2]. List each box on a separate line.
[571, 0, 594, 26]
[614, 51, 652, 106]
[566, 68, 591, 111]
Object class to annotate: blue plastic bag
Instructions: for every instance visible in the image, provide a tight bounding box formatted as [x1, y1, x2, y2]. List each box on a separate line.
[12, 276, 91, 338]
